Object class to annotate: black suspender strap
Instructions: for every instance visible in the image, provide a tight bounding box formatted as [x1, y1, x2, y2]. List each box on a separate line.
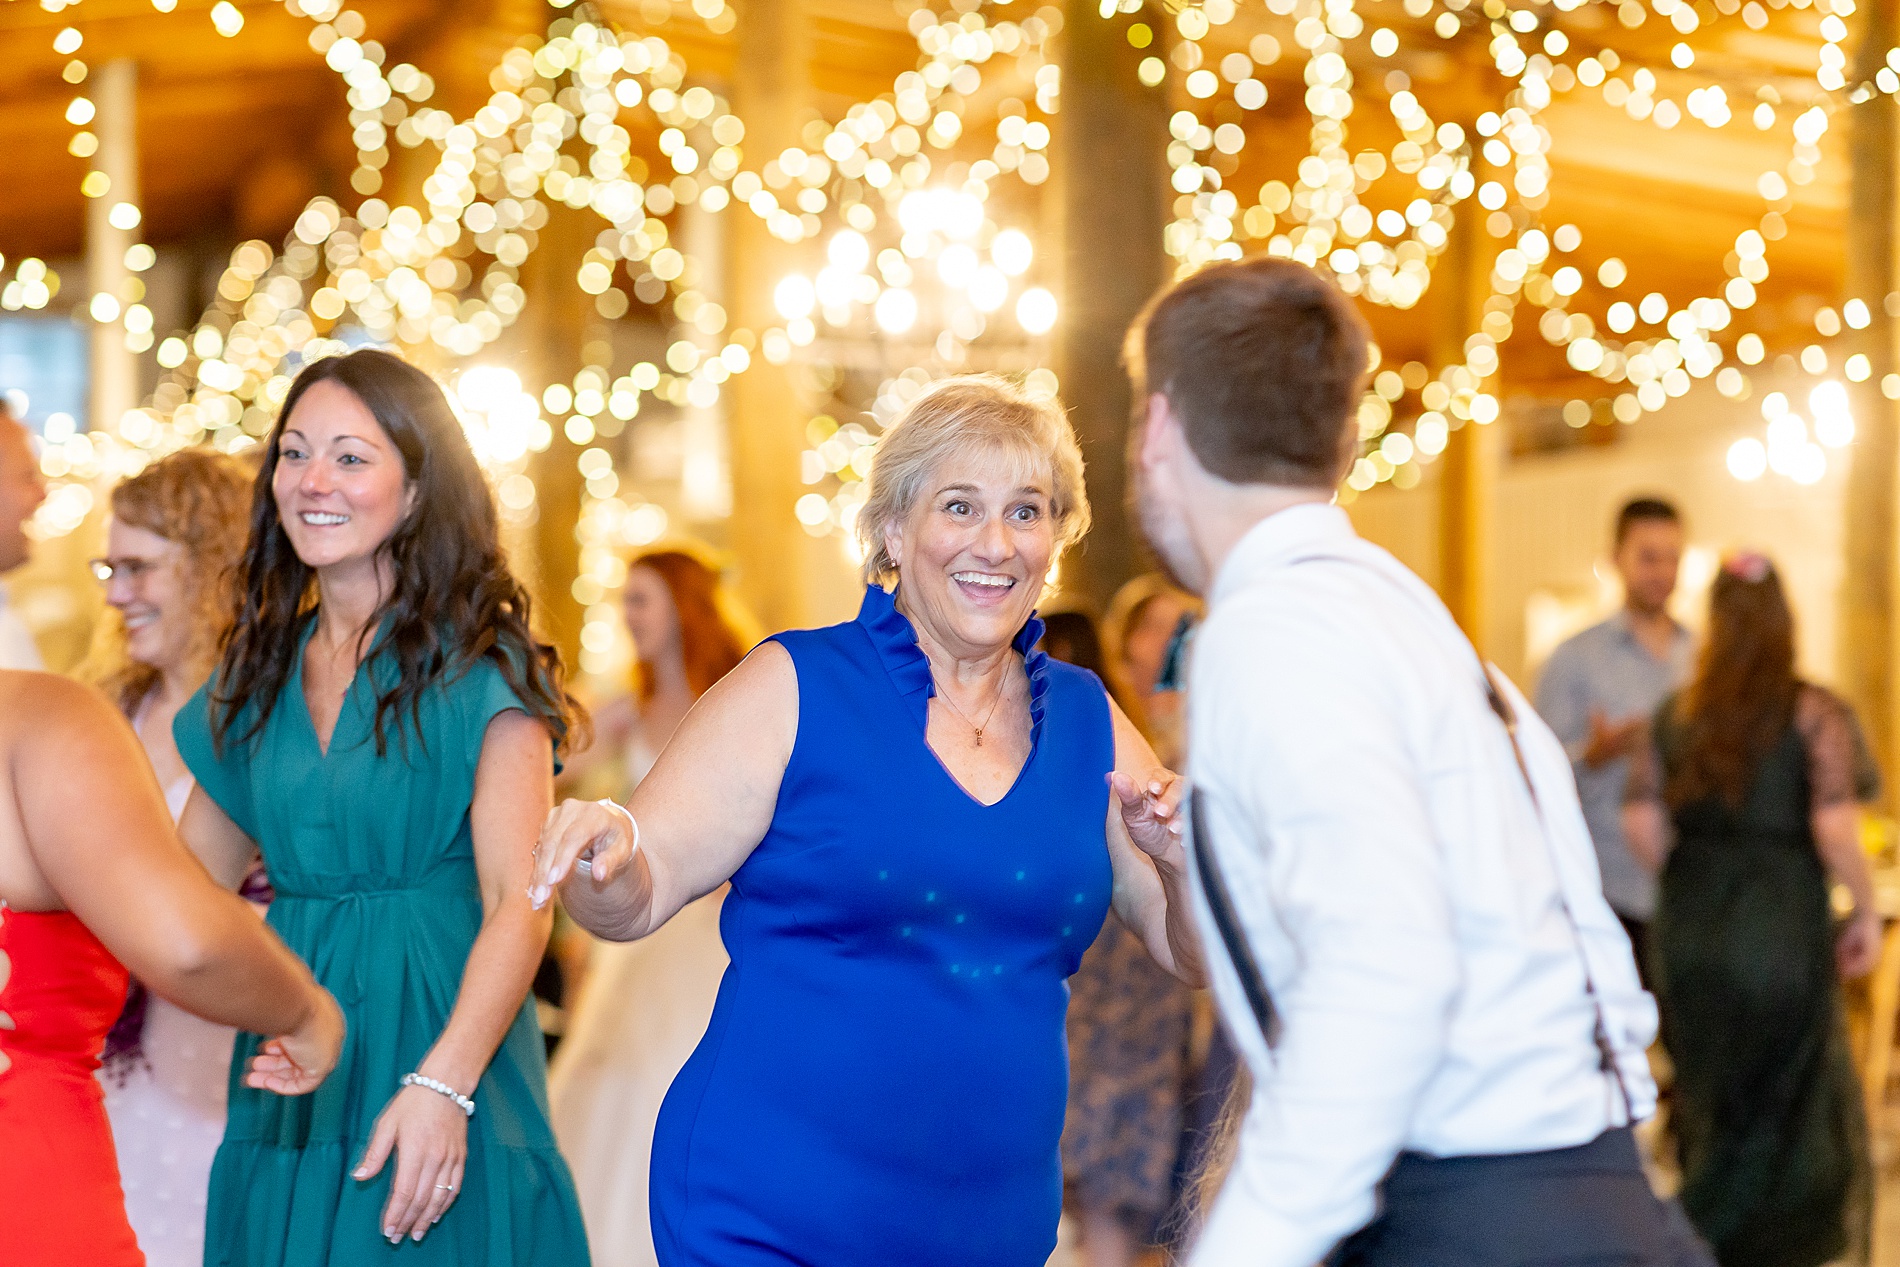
[1481, 665, 1635, 1124]
[1187, 674, 1634, 1122]
[1189, 787, 1279, 1049]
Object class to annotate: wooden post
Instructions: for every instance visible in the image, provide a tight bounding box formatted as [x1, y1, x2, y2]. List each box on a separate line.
[1055, 0, 1171, 609]
[523, 202, 593, 664]
[1841, 0, 1900, 804]
[1434, 146, 1501, 655]
[725, 0, 824, 630]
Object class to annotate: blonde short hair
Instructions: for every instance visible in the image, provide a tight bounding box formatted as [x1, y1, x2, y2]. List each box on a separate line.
[856, 374, 1090, 587]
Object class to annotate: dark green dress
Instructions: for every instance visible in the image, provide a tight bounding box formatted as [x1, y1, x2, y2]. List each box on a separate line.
[1643, 686, 1870, 1267]
[175, 625, 589, 1266]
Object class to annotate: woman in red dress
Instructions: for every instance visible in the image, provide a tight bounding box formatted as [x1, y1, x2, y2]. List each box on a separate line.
[0, 670, 343, 1265]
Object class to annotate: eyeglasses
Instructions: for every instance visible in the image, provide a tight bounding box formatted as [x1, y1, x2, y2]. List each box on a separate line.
[88, 556, 167, 584]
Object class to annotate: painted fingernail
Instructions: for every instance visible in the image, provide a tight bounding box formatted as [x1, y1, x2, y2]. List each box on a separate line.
[413, 1230, 425, 1241]
[385, 1229, 397, 1241]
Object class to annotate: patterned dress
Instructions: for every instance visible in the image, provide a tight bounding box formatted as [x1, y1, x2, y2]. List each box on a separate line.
[1061, 917, 1193, 1235]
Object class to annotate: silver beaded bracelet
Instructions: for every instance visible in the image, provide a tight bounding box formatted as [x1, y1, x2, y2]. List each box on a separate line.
[400, 1072, 475, 1118]
[575, 798, 640, 878]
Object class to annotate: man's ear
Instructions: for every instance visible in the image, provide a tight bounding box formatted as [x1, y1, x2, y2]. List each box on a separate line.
[1137, 392, 1180, 473]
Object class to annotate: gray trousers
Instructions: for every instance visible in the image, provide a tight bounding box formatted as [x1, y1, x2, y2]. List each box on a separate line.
[1327, 1128, 1715, 1267]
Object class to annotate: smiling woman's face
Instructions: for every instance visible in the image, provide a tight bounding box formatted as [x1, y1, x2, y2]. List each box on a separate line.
[103, 519, 190, 674]
[621, 563, 680, 666]
[886, 445, 1055, 660]
[271, 380, 415, 574]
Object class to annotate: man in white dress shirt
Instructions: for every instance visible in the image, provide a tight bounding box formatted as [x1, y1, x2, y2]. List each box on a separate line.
[1123, 258, 1705, 1267]
[0, 403, 46, 670]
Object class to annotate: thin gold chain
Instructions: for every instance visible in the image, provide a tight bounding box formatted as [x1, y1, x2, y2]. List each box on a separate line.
[928, 665, 1009, 746]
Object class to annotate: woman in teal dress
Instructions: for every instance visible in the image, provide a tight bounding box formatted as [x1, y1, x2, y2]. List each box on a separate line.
[1624, 553, 1877, 1267]
[174, 349, 590, 1264]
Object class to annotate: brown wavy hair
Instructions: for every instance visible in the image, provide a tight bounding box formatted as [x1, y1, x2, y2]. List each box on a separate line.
[1668, 556, 1798, 809]
[210, 349, 583, 757]
[629, 550, 747, 703]
[86, 449, 254, 714]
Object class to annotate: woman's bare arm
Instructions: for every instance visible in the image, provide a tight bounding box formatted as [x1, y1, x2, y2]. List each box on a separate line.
[416, 709, 556, 1096]
[1104, 699, 1205, 986]
[1801, 688, 1881, 976]
[531, 642, 798, 940]
[2, 673, 340, 1088]
[177, 783, 261, 889]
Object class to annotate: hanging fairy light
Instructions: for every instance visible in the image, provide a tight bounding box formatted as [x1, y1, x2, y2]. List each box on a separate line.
[1141, 0, 1876, 495]
[22, 0, 1894, 554]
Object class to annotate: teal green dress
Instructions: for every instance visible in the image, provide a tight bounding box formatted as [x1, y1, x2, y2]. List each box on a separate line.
[175, 625, 589, 1266]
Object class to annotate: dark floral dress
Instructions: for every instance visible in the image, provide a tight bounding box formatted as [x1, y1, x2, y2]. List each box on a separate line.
[1628, 684, 1871, 1267]
[1061, 915, 1193, 1237]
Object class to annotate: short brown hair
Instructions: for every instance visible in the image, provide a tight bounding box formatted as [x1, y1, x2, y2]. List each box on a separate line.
[1125, 257, 1370, 488]
[1614, 496, 1681, 546]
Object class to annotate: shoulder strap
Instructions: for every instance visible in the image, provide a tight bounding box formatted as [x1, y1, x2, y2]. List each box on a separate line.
[1189, 788, 1280, 1050]
[1482, 665, 1635, 1123]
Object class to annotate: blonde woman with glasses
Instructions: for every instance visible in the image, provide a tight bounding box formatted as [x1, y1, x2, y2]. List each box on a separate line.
[87, 449, 274, 1267]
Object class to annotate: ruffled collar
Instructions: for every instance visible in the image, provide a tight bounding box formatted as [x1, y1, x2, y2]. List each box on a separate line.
[855, 584, 1051, 741]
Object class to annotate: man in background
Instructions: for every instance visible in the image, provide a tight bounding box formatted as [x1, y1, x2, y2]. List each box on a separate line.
[1535, 498, 1694, 984]
[0, 401, 47, 669]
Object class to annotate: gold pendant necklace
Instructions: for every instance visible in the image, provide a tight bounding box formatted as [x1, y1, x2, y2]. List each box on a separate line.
[930, 668, 1007, 746]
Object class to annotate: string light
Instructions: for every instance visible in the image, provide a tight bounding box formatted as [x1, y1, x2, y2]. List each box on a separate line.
[20, 0, 1890, 566]
[1145, 0, 1870, 495]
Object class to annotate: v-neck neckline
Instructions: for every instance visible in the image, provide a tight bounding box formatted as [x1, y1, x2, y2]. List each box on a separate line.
[853, 584, 1051, 812]
[295, 616, 366, 760]
[920, 716, 1039, 809]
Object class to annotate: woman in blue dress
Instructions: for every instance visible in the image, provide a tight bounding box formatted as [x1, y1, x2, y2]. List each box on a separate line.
[175, 349, 590, 1264]
[532, 374, 1206, 1266]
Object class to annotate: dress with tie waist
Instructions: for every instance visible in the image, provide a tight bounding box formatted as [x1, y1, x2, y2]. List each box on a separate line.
[174, 619, 588, 1267]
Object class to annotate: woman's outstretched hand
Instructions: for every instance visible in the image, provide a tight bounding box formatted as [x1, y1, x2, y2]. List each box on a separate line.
[529, 798, 635, 909]
[244, 986, 344, 1096]
[353, 1083, 470, 1243]
[1110, 770, 1185, 863]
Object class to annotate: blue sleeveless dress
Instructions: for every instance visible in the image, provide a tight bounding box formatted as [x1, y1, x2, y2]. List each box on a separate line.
[650, 584, 1115, 1266]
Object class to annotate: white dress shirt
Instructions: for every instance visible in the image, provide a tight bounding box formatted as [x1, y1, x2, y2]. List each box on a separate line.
[0, 582, 42, 671]
[1186, 504, 1657, 1267]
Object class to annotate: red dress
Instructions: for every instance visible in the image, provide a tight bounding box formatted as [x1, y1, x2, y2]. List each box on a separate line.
[0, 903, 143, 1265]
